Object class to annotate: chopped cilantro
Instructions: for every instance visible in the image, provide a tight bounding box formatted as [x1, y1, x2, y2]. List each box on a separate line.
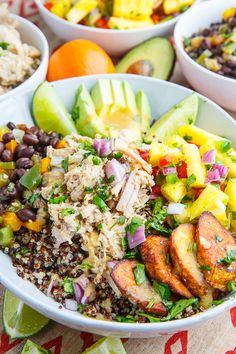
[166, 173, 179, 184]
[186, 174, 196, 191]
[63, 277, 74, 295]
[133, 263, 146, 285]
[184, 37, 191, 46]
[216, 140, 232, 153]
[107, 175, 115, 183]
[61, 157, 69, 172]
[227, 281, 236, 291]
[139, 312, 161, 323]
[218, 249, 236, 266]
[93, 195, 109, 212]
[152, 197, 164, 215]
[97, 223, 103, 231]
[113, 152, 123, 159]
[48, 195, 67, 204]
[146, 209, 171, 237]
[116, 315, 136, 323]
[165, 298, 198, 320]
[118, 215, 125, 225]
[0, 42, 9, 50]
[232, 211, 236, 220]
[147, 297, 157, 309]
[123, 249, 139, 259]
[97, 185, 109, 201]
[84, 186, 93, 193]
[127, 217, 143, 236]
[92, 156, 101, 165]
[27, 193, 40, 205]
[61, 208, 75, 216]
[79, 263, 93, 270]
[183, 135, 192, 142]
[153, 281, 173, 310]
[121, 237, 128, 250]
[212, 299, 224, 305]
[200, 265, 211, 271]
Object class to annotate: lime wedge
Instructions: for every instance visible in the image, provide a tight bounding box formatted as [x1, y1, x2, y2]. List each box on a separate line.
[144, 93, 199, 143]
[32, 81, 78, 136]
[21, 340, 51, 354]
[3, 290, 50, 339]
[82, 337, 127, 354]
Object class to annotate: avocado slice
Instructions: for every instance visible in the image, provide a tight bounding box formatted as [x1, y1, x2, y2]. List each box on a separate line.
[136, 90, 151, 135]
[144, 93, 199, 143]
[72, 83, 106, 138]
[116, 37, 175, 80]
[91, 79, 113, 117]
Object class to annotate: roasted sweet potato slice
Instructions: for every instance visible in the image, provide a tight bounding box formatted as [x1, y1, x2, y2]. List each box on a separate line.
[196, 212, 236, 291]
[141, 236, 192, 298]
[170, 223, 209, 297]
[111, 259, 167, 316]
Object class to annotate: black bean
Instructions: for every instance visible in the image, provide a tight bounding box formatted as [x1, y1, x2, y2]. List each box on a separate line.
[50, 138, 59, 148]
[216, 56, 224, 64]
[1, 149, 13, 162]
[9, 168, 25, 182]
[17, 208, 36, 222]
[229, 18, 236, 28]
[30, 126, 40, 136]
[35, 145, 46, 154]
[3, 185, 18, 199]
[49, 132, 59, 139]
[39, 134, 50, 146]
[17, 146, 34, 158]
[222, 66, 232, 75]
[202, 28, 211, 36]
[6, 122, 16, 130]
[0, 142, 4, 156]
[23, 134, 39, 146]
[15, 144, 28, 157]
[226, 60, 236, 69]
[2, 132, 14, 143]
[16, 158, 33, 169]
[15, 180, 24, 193]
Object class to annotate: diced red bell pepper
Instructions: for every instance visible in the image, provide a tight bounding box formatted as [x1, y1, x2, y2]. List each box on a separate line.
[138, 150, 149, 162]
[159, 155, 172, 166]
[220, 183, 226, 192]
[96, 17, 110, 29]
[151, 14, 160, 24]
[44, 2, 53, 11]
[152, 167, 159, 177]
[152, 185, 162, 195]
[194, 188, 204, 198]
[177, 161, 188, 178]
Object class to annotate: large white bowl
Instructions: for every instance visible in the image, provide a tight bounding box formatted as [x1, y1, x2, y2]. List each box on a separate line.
[35, 0, 201, 57]
[0, 14, 49, 103]
[0, 74, 236, 338]
[174, 0, 236, 112]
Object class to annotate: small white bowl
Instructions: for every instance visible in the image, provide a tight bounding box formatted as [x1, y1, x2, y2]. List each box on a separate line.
[0, 74, 236, 338]
[0, 14, 49, 103]
[35, 0, 201, 57]
[174, 0, 236, 112]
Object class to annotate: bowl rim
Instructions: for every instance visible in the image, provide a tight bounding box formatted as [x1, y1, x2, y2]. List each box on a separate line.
[174, 0, 236, 85]
[0, 13, 49, 102]
[35, 0, 202, 35]
[0, 73, 236, 333]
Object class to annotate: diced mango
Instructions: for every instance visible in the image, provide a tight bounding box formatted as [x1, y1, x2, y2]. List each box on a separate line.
[161, 180, 186, 203]
[223, 8, 236, 20]
[178, 125, 222, 146]
[3, 212, 22, 232]
[56, 140, 68, 149]
[66, 0, 98, 24]
[113, 0, 154, 20]
[149, 141, 183, 167]
[40, 157, 51, 174]
[5, 140, 18, 153]
[108, 16, 154, 29]
[189, 185, 229, 221]
[182, 141, 206, 188]
[24, 220, 44, 233]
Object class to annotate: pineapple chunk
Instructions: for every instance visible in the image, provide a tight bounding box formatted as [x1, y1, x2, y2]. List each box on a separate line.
[223, 8, 236, 20]
[113, 0, 155, 20]
[161, 180, 186, 203]
[108, 16, 154, 29]
[178, 125, 222, 146]
[51, 0, 72, 18]
[66, 0, 98, 24]
[163, 0, 194, 15]
[189, 185, 229, 221]
[149, 142, 183, 167]
[174, 203, 191, 223]
[225, 179, 236, 231]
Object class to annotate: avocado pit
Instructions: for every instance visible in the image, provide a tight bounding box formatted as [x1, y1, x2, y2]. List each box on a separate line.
[127, 60, 154, 77]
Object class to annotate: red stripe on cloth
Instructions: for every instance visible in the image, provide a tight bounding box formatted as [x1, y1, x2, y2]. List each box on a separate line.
[42, 336, 63, 354]
[164, 331, 188, 354]
[0, 333, 23, 354]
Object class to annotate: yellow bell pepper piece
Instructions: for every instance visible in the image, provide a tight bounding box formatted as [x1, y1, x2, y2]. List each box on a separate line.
[5, 140, 18, 153]
[3, 212, 23, 232]
[40, 157, 51, 174]
[223, 8, 236, 20]
[24, 220, 44, 233]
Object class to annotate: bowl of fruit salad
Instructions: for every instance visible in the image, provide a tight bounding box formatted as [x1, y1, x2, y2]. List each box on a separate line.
[0, 74, 236, 338]
[35, 0, 201, 57]
[174, 0, 236, 111]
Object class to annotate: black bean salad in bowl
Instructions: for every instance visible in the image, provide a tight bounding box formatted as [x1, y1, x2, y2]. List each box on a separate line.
[1, 79, 236, 324]
[183, 8, 236, 79]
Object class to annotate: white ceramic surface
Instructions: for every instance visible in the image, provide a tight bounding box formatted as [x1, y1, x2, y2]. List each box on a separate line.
[35, 0, 201, 57]
[174, 0, 236, 112]
[0, 14, 49, 103]
[1, 74, 236, 338]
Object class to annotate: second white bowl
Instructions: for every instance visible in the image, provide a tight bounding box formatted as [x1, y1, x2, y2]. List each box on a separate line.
[174, 0, 236, 112]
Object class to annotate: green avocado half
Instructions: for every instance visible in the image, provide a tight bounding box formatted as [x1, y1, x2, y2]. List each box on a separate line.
[116, 37, 176, 81]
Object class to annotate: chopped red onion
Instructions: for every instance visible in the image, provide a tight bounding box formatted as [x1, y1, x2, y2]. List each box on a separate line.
[64, 299, 77, 311]
[201, 150, 216, 165]
[213, 164, 229, 178]
[73, 282, 84, 303]
[77, 274, 90, 290]
[206, 169, 221, 183]
[149, 191, 159, 200]
[167, 202, 185, 215]
[163, 166, 177, 176]
[127, 225, 146, 249]
[105, 159, 126, 184]
[107, 260, 118, 269]
[93, 138, 113, 156]
[81, 295, 90, 305]
[46, 278, 57, 297]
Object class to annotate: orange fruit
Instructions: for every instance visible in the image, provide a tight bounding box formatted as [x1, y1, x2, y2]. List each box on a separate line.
[47, 39, 116, 81]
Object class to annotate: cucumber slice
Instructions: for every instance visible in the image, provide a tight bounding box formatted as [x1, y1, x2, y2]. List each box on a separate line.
[144, 93, 199, 143]
[32, 81, 77, 136]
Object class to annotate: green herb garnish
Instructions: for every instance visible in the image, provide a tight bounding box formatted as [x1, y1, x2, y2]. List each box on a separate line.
[0, 42, 9, 50]
[92, 156, 101, 165]
[93, 195, 109, 212]
[186, 174, 196, 191]
[218, 249, 236, 266]
[165, 298, 198, 320]
[116, 315, 136, 323]
[227, 281, 236, 291]
[133, 263, 146, 286]
[61, 208, 75, 216]
[61, 157, 69, 172]
[63, 277, 74, 295]
[127, 217, 143, 236]
[138, 312, 161, 322]
[146, 209, 171, 237]
[113, 152, 123, 159]
[79, 263, 93, 270]
[200, 265, 211, 271]
[166, 173, 179, 184]
[48, 195, 67, 204]
[216, 140, 232, 153]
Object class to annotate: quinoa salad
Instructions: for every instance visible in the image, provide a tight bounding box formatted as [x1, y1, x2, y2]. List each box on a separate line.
[0, 4, 41, 96]
[183, 7, 236, 80]
[1, 80, 236, 324]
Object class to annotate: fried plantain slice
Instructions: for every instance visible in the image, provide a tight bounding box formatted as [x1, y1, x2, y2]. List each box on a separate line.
[170, 223, 209, 297]
[196, 212, 236, 291]
[111, 259, 167, 316]
[141, 236, 192, 298]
